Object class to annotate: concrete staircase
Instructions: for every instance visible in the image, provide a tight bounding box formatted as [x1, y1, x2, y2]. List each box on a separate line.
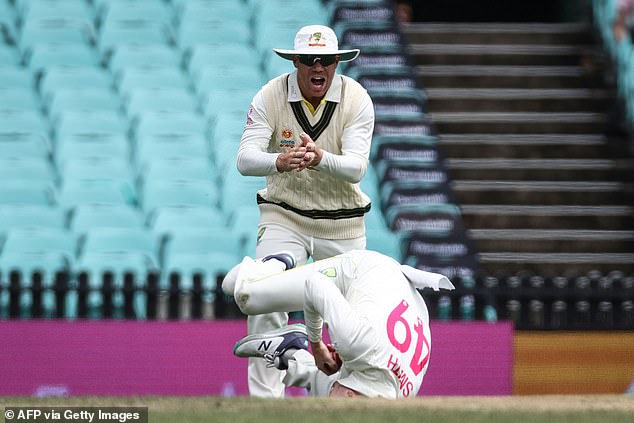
[402, 23, 634, 275]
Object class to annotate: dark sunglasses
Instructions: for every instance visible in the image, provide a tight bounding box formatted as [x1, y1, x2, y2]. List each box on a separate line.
[295, 55, 339, 67]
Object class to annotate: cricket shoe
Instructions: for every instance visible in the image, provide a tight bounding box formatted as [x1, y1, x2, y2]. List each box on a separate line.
[262, 251, 296, 270]
[233, 324, 308, 370]
[222, 251, 296, 296]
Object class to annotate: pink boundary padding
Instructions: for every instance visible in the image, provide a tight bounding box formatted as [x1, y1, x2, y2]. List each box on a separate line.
[0, 320, 513, 396]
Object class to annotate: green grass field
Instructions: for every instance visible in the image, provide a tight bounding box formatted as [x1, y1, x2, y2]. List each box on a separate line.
[2, 395, 633, 423]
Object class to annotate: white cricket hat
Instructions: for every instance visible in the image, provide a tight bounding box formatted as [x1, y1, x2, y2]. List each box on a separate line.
[273, 25, 360, 62]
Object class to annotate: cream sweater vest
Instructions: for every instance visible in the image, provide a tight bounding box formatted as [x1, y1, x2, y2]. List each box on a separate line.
[257, 73, 371, 239]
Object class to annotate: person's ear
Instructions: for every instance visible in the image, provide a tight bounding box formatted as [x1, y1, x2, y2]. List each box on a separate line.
[292, 55, 299, 69]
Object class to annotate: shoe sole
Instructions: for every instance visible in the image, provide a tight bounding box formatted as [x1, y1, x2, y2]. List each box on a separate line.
[233, 323, 307, 357]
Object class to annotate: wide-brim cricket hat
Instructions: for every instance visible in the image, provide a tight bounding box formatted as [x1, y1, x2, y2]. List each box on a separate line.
[273, 25, 360, 62]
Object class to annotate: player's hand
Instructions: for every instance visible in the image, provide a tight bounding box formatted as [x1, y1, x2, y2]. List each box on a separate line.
[298, 132, 322, 171]
[311, 340, 341, 375]
[275, 144, 307, 172]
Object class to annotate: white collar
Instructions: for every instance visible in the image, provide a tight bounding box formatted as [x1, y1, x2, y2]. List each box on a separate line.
[287, 71, 343, 104]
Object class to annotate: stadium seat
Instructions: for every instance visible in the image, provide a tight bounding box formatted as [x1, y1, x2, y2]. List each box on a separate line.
[78, 227, 159, 269]
[38, 65, 114, 101]
[54, 131, 130, 167]
[56, 178, 137, 210]
[69, 203, 144, 234]
[194, 67, 265, 101]
[159, 226, 242, 292]
[0, 86, 42, 113]
[384, 203, 464, 235]
[1, 227, 76, 267]
[226, 205, 261, 257]
[0, 204, 67, 235]
[134, 132, 210, 169]
[201, 87, 254, 121]
[0, 156, 57, 185]
[148, 206, 227, 237]
[140, 178, 220, 214]
[0, 132, 50, 160]
[186, 44, 255, 80]
[59, 156, 133, 184]
[175, 19, 251, 52]
[54, 110, 127, 143]
[139, 156, 217, 187]
[25, 42, 100, 74]
[218, 164, 265, 215]
[161, 251, 238, 291]
[0, 109, 49, 141]
[46, 88, 122, 122]
[0, 65, 34, 90]
[0, 180, 54, 206]
[96, 0, 172, 28]
[125, 87, 199, 119]
[18, 17, 94, 52]
[17, 0, 94, 22]
[116, 65, 190, 96]
[97, 18, 172, 56]
[106, 43, 181, 75]
[132, 110, 208, 142]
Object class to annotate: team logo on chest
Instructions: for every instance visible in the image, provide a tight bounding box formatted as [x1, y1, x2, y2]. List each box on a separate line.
[279, 128, 295, 148]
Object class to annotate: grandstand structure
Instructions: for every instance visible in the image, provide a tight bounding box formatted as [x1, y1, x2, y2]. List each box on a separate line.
[0, 0, 632, 331]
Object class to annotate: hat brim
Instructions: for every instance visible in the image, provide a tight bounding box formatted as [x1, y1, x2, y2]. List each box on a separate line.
[273, 48, 360, 62]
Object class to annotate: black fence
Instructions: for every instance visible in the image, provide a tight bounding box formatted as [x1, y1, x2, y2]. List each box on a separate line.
[1, 269, 633, 330]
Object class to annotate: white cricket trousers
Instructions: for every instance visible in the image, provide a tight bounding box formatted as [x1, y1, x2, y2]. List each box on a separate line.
[248, 223, 365, 398]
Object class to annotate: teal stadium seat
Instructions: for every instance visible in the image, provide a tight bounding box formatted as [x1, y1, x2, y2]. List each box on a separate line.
[202, 88, 253, 122]
[116, 65, 191, 97]
[0, 156, 58, 185]
[125, 87, 199, 119]
[46, 88, 122, 122]
[97, 18, 172, 56]
[160, 227, 243, 290]
[54, 109, 127, 143]
[55, 131, 130, 167]
[69, 203, 144, 235]
[186, 44, 255, 81]
[0, 43, 20, 66]
[0, 65, 34, 90]
[148, 206, 227, 237]
[139, 156, 217, 187]
[56, 178, 137, 210]
[18, 17, 94, 53]
[176, 18, 251, 52]
[219, 164, 265, 215]
[140, 178, 220, 214]
[96, 0, 172, 28]
[16, 0, 94, 21]
[0, 132, 50, 160]
[134, 132, 210, 169]
[0, 109, 49, 142]
[227, 205, 261, 257]
[133, 110, 207, 141]
[59, 156, 134, 183]
[107, 43, 181, 75]
[0, 87, 41, 112]
[78, 227, 159, 271]
[0, 181, 54, 206]
[25, 43, 101, 74]
[0, 204, 67, 235]
[0, 227, 77, 272]
[194, 67, 265, 102]
[0, 1, 17, 46]
[38, 65, 114, 101]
